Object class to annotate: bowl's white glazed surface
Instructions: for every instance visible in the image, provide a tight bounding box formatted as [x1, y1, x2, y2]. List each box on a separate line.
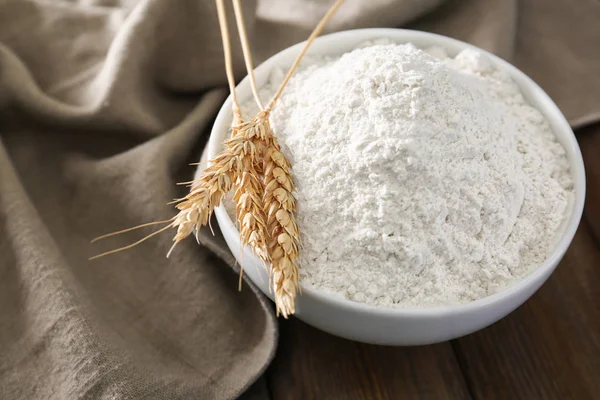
[201, 29, 586, 345]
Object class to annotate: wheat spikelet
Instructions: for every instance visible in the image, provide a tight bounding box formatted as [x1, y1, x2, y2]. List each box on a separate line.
[233, 169, 269, 263]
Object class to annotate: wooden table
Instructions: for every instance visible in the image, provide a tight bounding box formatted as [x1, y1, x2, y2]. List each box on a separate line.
[243, 125, 600, 400]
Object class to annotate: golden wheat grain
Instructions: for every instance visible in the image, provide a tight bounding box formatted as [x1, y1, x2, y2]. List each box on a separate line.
[233, 169, 269, 262]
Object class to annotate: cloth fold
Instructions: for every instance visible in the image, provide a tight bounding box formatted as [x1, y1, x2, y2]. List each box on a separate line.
[1, 0, 598, 399]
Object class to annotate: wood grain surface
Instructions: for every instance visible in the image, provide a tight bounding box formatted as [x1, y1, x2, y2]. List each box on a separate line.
[454, 220, 600, 400]
[251, 124, 600, 399]
[577, 124, 600, 239]
[268, 318, 471, 400]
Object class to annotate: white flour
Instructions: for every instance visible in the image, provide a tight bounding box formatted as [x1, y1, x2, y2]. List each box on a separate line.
[237, 42, 574, 308]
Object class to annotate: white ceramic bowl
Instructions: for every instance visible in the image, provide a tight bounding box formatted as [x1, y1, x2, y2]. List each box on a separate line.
[203, 28, 585, 345]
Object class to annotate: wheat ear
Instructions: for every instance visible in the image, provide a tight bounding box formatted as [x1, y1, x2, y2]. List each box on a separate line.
[232, 0, 299, 317]
[264, 0, 344, 316]
[262, 126, 300, 317]
[229, 116, 271, 265]
[210, 0, 271, 291]
[263, 0, 345, 317]
[167, 143, 241, 256]
[231, 0, 343, 317]
[90, 0, 248, 259]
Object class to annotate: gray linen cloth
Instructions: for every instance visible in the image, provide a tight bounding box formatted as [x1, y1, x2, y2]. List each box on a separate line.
[1, 0, 598, 399]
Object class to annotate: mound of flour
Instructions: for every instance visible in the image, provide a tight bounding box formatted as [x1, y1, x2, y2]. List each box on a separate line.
[238, 42, 573, 307]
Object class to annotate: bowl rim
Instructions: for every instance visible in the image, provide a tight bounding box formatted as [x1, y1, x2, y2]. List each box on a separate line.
[207, 28, 586, 317]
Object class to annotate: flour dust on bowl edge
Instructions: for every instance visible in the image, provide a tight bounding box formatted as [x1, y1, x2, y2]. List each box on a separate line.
[201, 29, 586, 346]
